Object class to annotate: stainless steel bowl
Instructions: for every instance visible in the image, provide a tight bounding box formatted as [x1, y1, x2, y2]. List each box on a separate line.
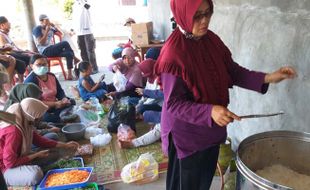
[62, 123, 86, 141]
[236, 130, 310, 190]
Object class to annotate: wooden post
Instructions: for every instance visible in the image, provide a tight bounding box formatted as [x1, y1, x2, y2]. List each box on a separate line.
[21, 0, 38, 52]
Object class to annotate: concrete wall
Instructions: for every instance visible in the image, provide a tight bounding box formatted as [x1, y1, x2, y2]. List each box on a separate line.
[147, 0, 171, 41]
[149, 0, 310, 150]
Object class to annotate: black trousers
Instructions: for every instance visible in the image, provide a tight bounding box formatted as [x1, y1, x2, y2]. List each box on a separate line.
[167, 135, 220, 190]
[77, 34, 98, 71]
[43, 41, 74, 69]
[9, 51, 30, 66]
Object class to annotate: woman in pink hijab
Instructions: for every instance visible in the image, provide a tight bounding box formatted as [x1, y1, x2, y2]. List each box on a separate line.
[155, 0, 296, 189]
[108, 47, 143, 101]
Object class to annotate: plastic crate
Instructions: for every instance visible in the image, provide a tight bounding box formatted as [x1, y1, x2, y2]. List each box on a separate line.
[38, 167, 93, 190]
[68, 182, 99, 190]
[72, 157, 84, 167]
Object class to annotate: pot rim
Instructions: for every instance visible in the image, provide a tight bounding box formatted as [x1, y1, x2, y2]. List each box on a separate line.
[236, 130, 310, 190]
[62, 123, 86, 134]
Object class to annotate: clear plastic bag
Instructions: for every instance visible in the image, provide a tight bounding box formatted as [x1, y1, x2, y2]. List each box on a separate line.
[113, 70, 128, 92]
[117, 124, 136, 141]
[121, 152, 159, 184]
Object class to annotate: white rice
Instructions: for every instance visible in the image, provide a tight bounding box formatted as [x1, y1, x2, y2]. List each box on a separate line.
[256, 164, 310, 190]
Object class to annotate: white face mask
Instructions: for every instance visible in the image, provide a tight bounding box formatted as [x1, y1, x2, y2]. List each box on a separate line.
[33, 65, 48, 76]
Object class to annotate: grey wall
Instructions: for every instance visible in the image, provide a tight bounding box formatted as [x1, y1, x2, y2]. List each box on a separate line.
[148, 0, 171, 40]
[149, 0, 310, 150]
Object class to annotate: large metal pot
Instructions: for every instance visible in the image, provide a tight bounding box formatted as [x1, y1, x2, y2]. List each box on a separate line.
[236, 130, 310, 190]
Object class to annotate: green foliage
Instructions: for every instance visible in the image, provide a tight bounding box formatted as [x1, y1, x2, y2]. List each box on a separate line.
[64, 0, 74, 18]
[42, 158, 83, 173]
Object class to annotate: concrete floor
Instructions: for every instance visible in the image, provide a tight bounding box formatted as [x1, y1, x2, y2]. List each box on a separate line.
[56, 39, 223, 190]
[104, 172, 222, 190]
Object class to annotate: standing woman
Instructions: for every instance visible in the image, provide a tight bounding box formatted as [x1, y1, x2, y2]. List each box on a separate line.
[155, 0, 297, 189]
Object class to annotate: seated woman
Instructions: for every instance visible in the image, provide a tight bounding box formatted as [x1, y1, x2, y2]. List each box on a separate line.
[78, 61, 114, 102]
[4, 83, 60, 140]
[119, 122, 161, 149]
[135, 59, 163, 119]
[107, 47, 144, 103]
[0, 98, 79, 186]
[24, 54, 75, 123]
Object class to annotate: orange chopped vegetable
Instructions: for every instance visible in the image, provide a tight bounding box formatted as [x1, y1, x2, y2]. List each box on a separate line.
[45, 170, 89, 187]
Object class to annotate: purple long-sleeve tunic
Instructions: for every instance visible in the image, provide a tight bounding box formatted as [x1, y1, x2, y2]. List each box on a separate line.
[160, 62, 269, 159]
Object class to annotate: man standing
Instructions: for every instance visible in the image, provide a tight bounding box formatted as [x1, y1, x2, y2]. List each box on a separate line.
[73, 0, 99, 74]
[32, 14, 79, 80]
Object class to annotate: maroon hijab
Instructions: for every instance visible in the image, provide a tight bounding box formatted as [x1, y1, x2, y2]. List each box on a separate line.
[155, 0, 233, 106]
[138, 58, 156, 84]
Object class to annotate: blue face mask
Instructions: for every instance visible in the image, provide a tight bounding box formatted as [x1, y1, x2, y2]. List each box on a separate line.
[33, 66, 48, 76]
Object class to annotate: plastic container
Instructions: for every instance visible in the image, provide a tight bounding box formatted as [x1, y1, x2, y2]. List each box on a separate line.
[42, 157, 84, 173]
[72, 157, 84, 167]
[38, 167, 93, 190]
[62, 123, 86, 141]
[68, 182, 99, 190]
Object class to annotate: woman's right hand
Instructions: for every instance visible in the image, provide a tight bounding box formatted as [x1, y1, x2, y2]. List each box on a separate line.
[55, 101, 63, 109]
[135, 88, 144, 96]
[29, 150, 49, 160]
[211, 105, 240, 127]
[112, 65, 120, 72]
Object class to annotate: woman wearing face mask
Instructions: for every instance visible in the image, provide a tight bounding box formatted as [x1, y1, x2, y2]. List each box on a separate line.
[155, 0, 296, 189]
[24, 54, 75, 123]
[0, 98, 79, 186]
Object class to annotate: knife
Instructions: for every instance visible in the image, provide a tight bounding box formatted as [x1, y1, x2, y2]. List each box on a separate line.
[240, 111, 284, 119]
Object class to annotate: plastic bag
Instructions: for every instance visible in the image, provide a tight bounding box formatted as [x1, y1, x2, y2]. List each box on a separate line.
[117, 124, 136, 141]
[84, 126, 104, 139]
[75, 144, 94, 156]
[107, 98, 136, 133]
[113, 70, 128, 92]
[90, 133, 112, 147]
[76, 109, 100, 126]
[121, 152, 159, 184]
[59, 106, 79, 123]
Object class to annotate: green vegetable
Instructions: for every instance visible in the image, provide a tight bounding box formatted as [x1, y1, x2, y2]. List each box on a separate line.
[42, 159, 83, 173]
[83, 111, 98, 121]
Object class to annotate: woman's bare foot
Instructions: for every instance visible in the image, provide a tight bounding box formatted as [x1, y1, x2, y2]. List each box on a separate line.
[67, 69, 77, 80]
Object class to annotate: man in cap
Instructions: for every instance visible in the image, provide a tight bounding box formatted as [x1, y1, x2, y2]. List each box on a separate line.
[72, 0, 99, 74]
[32, 14, 80, 80]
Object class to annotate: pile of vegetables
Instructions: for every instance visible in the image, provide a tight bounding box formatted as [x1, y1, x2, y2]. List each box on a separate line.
[42, 158, 83, 173]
